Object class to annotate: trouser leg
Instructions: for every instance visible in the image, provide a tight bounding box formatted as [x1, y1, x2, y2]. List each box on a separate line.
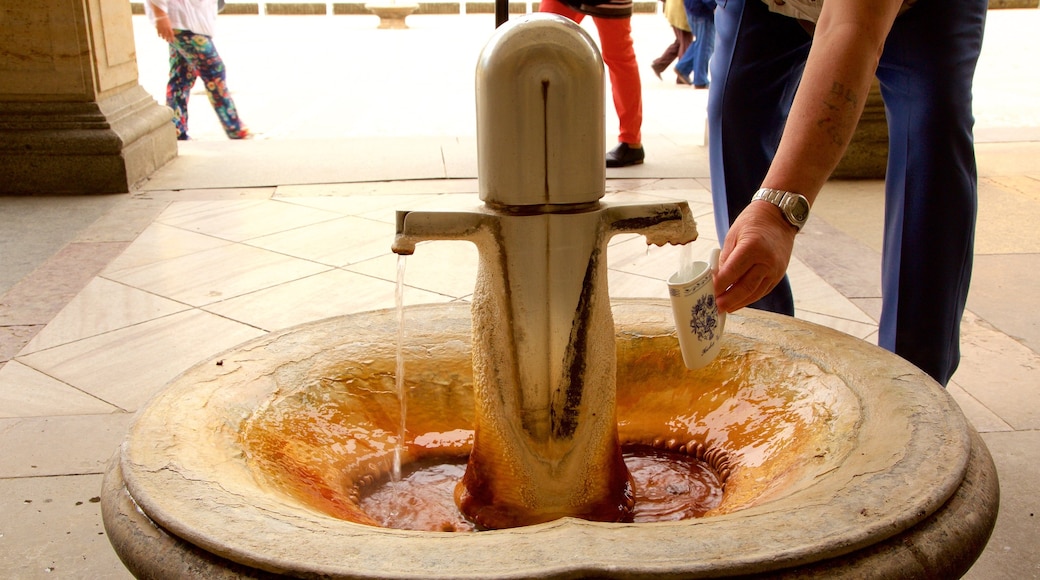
[875, 0, 987, 385]
[166, 40, 198, 140]
[653, 32, 681, 72]
[592, 15, 643, 144]
[691, 17, 715, 86]
[171, 31, 249, 139]
[539, 0, 643, 145]
[706, 0, 809, 314]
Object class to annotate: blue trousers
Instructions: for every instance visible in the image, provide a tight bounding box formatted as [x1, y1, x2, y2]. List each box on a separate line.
[676, 13, 715, 87]
[706, 0, 987, 385]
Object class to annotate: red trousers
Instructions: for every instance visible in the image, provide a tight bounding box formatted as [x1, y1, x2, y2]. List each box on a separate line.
[539, 0, 643, 145]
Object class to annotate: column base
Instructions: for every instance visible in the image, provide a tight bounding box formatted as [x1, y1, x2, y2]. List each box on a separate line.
[833, 80, 888, 180]
[0, 85, 178, 195]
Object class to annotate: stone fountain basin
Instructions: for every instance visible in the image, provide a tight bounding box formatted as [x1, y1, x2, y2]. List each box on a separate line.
[104, 301, 995, 578]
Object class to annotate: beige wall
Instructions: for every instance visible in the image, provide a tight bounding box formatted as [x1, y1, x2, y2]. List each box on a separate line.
[0, 0, 139, 103]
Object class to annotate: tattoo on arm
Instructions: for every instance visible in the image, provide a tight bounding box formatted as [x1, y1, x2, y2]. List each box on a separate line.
[817, 82, 859, 146]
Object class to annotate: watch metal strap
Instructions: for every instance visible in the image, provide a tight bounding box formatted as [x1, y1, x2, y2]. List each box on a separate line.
[753, 188, 788, 206]
[752, 187, 808, 230]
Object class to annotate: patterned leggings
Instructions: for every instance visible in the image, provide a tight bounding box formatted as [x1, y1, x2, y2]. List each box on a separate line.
[166, 30, 249, 140]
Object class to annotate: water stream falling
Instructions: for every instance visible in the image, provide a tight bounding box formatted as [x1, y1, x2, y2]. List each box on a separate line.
[380, 254, 409, 527]
[394, 254, 407, 483]
[679, 242, 695, 281]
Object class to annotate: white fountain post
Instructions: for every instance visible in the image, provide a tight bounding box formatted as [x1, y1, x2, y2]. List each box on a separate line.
[392, 14, 698, 528]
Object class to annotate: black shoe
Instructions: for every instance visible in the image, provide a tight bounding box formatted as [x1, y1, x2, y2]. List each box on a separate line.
[577, 0, 633, 18]
[606, 143, 644, 168]
[694, 83, 709, 90]
[676, 71, 692, 86]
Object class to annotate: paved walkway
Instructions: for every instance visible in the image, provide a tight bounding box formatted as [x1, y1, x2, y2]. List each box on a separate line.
[1, 9, 1039, 579]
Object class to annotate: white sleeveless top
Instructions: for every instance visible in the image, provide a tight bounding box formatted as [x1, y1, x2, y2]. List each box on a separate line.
[761, 0, 916, 23]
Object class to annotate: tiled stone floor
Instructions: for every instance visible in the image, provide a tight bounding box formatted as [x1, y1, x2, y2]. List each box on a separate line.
[2, 9, 1039, 579]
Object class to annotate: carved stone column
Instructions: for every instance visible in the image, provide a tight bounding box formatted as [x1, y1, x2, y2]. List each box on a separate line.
[0, 0, 177, 194]
[833, 79, 888, 179]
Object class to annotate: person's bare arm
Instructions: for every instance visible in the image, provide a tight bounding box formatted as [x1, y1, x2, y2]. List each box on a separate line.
[714, 0, 904, 312]
[150, 2, 175, 43]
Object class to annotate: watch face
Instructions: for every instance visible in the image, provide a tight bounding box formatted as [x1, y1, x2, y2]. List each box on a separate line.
[780, 194, 809, 227]
[789, 197, 809, 222]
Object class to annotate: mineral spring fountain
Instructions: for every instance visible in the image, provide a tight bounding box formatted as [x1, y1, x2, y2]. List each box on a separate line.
[102, 14, 998, 579]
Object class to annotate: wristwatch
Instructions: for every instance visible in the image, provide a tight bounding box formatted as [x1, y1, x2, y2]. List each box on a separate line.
[752, 188, 810, 231]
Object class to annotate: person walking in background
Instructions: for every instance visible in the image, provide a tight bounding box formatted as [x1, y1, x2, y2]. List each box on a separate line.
[540, 0, 646, 167]
[674, 0, 715, 88]
[651, 0, 694, 85]
[145, 0, 251, 140]
[706, 0, 987, 386]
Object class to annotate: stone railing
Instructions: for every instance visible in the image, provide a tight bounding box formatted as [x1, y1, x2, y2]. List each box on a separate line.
[130, 0, 1037, 14]
[129, 1, 663, 16]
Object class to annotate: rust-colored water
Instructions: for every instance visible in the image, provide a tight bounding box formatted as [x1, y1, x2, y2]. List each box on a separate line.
[239, 328, 853, 531]
[358, 446, 723, 531]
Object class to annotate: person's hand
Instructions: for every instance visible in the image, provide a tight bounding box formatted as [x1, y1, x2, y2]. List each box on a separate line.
[154, 15, 175, 43]
[713, 201, 798, 313]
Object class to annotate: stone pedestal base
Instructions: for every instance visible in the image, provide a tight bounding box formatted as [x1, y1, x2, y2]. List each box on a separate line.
[0, 85, 177, 195]
[365, 3, 420, 28]
[833, 80, 888, 179]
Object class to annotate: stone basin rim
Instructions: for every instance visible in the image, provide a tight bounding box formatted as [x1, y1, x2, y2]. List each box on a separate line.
[116, 301, 972, 578]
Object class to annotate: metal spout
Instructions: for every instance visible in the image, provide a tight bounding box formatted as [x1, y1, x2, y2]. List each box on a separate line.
[392, 209, 488, 255]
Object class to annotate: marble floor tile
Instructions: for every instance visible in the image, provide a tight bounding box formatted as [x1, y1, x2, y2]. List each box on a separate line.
[133, 187, 276, 203]
[203, 269, 451, 332]
[276, 192, 418, 220]
[975, 176, 1040, 254]
[247, 215, 397, 267]
[103, 242, 331, 308]
[0, 413, 134, 478]
[76, 198, 171, 244]
[388, 191, 487, 212]
[143, 139, 459, 189]
[274, 179, 480, 199]
[614, 177, 705, 193]
[808, 180, 886, 254]
[951, 310, 1040, 430]
[20, 278, 189, 355]
[99, 222, 232, 274]
[849, 297, 883, 323]
[607, 235, 695, 282]
[0, 241, 129, 328]
[0, 195, 123, 296]
[0, 361, 119, 418]
[154, 198, 343, 242]
[964, 430, 1040, 580]
[946, 381, 1014, 434]
[357, 192, 486, 226]
[609, 183, 715, 211]
[968, 253, 1040, 355]
[1, 325, 41, 365]
[795, 311, 879, 341]
[794, 218, 883, 300]
[16, 310, 265, 412]
[0, 474, 133, 579]
[609, 270, 671, 300]
[788, 258, 876, 325]
[347, 241, 480, 300]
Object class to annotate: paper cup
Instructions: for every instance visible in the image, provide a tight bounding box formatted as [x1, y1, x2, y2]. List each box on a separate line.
[668, 261, 726, 370]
